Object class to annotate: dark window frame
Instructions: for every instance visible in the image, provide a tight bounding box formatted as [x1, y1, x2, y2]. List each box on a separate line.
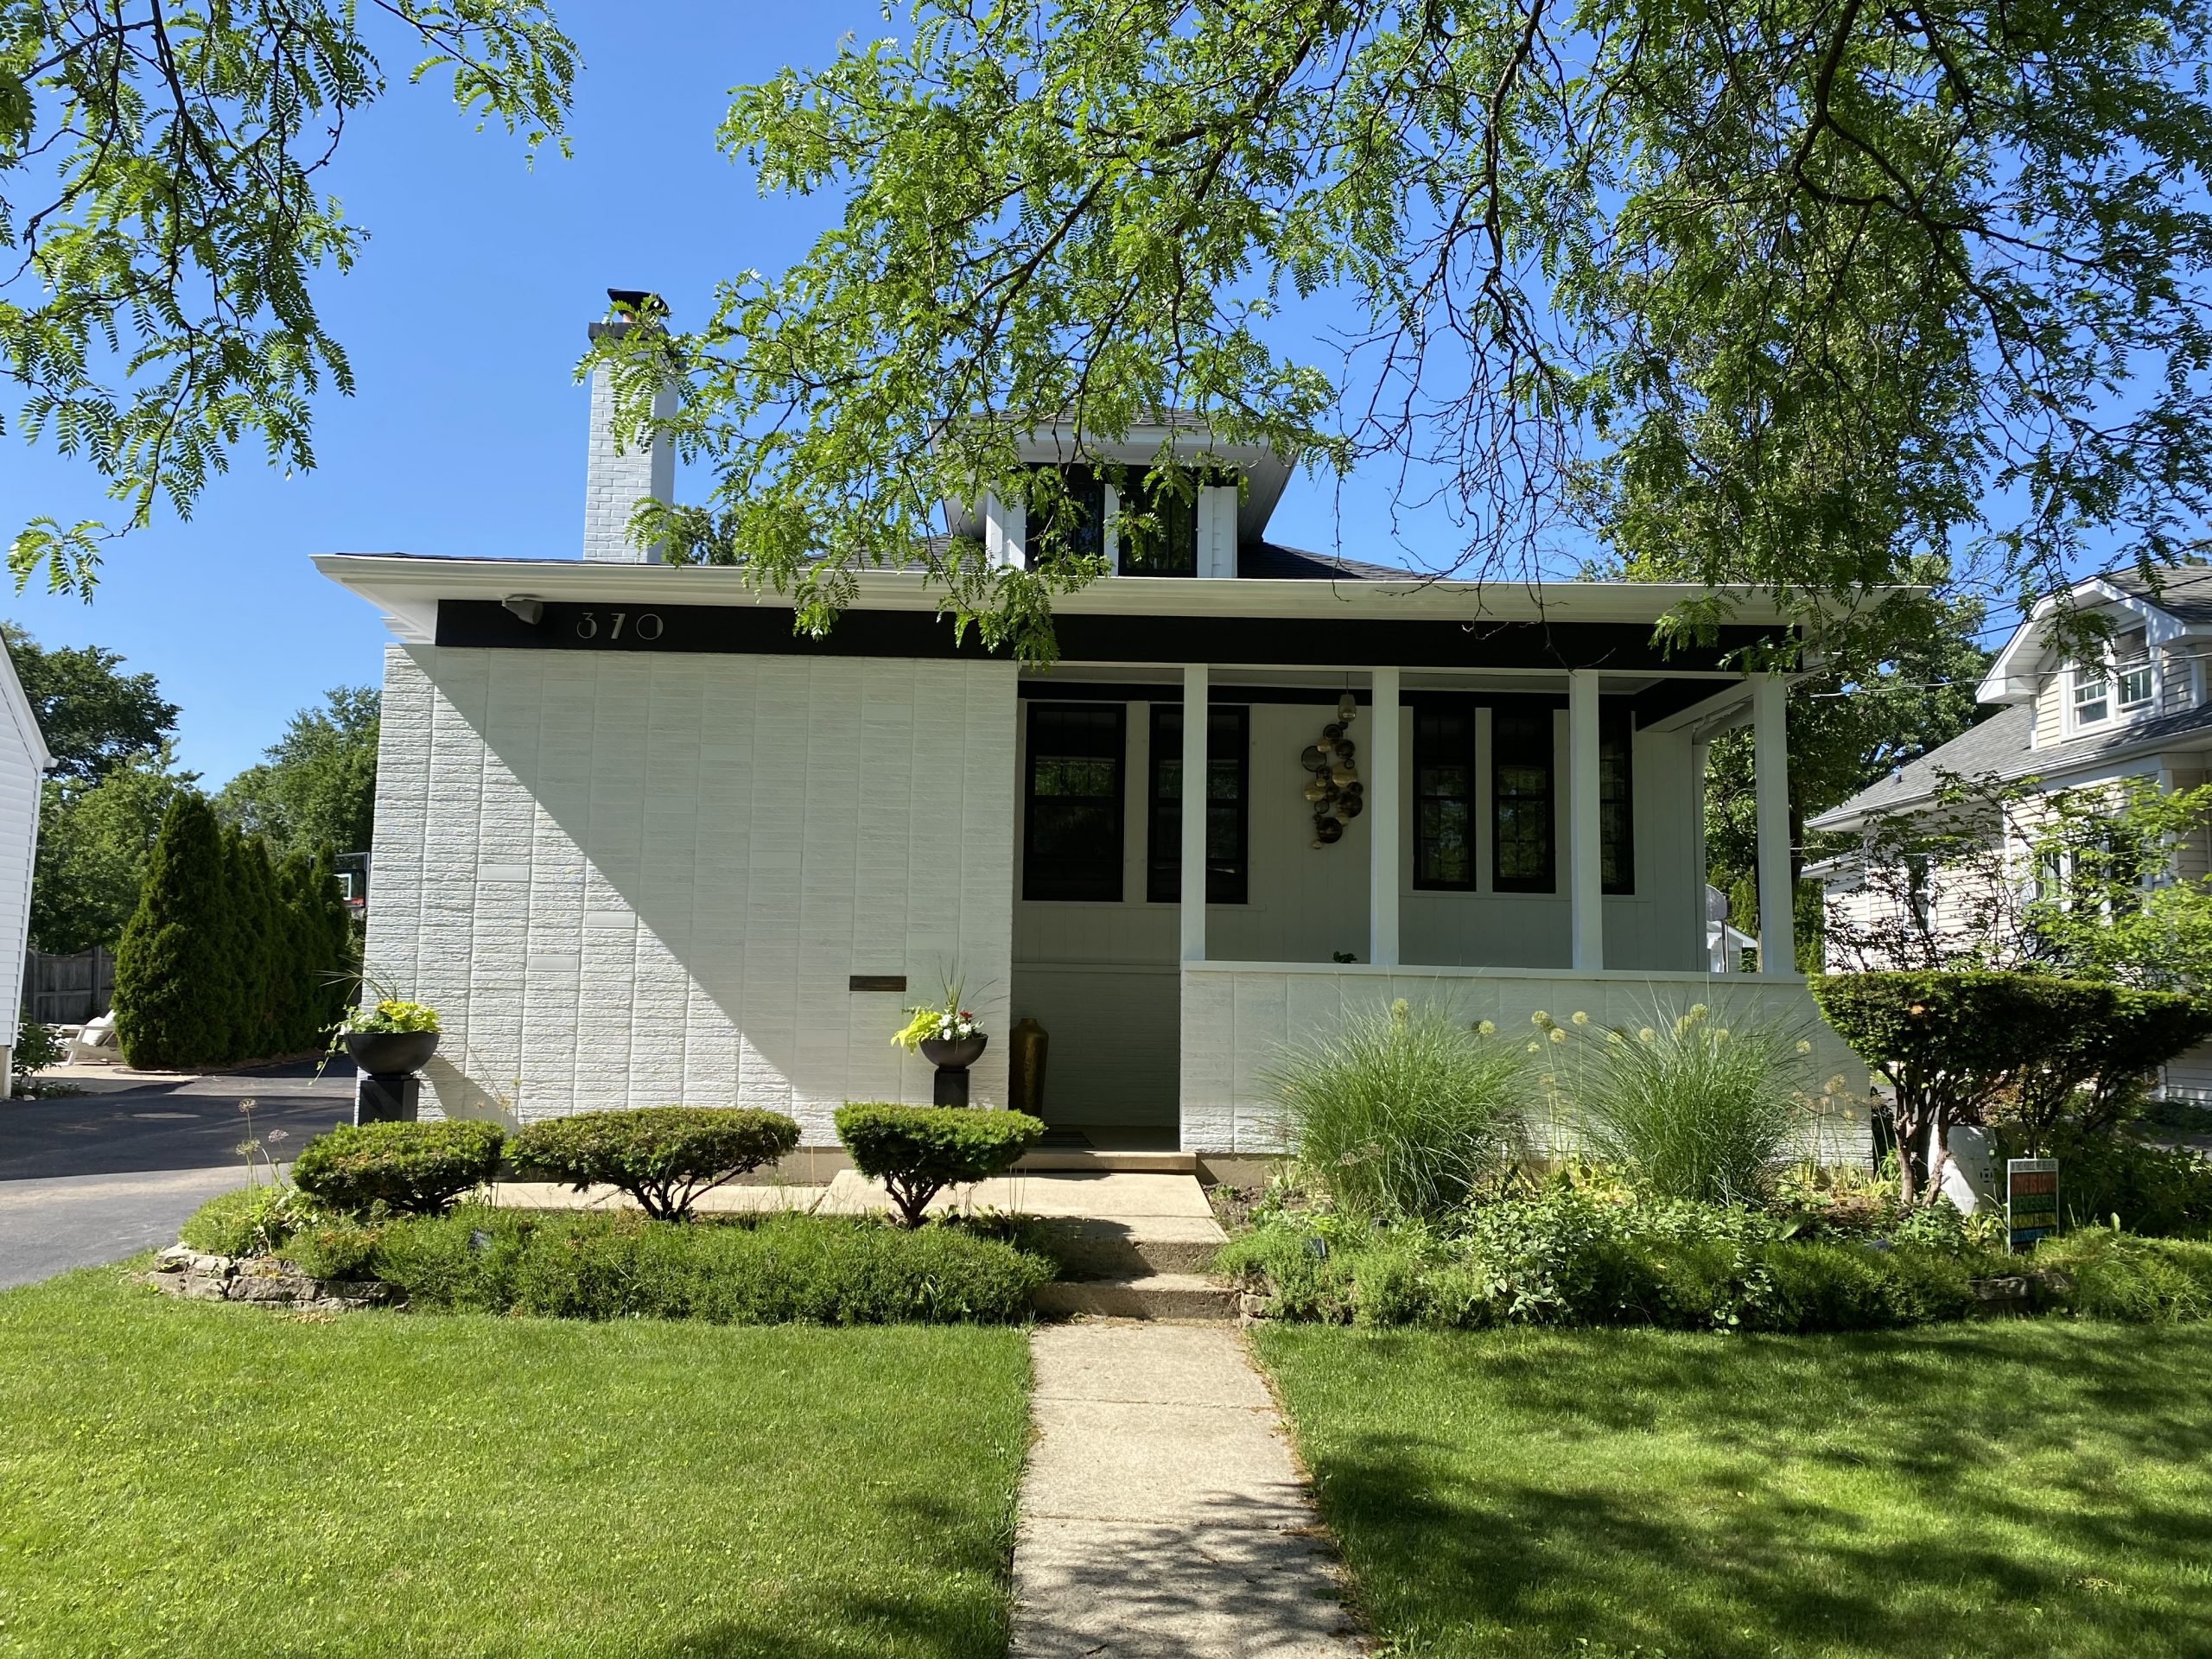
[1116, 469, 1201, 578]
[1022, 702, 1127, 902]
[1021, 466, 1109, 569]
[1147, 703, 1249, 904]
[1600, 703, 1635, 896]
[1491, 705, 1556, 893]
[1412, 702, 1477, 891]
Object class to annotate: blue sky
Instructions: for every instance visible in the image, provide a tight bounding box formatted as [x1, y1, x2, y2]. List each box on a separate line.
[3, 3, 2071, 784]
[0, 3, 916, 785]
[3, 0, 1482, 787]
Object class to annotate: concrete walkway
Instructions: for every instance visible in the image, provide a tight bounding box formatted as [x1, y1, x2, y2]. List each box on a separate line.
[1011, 1323, 1367, 1658]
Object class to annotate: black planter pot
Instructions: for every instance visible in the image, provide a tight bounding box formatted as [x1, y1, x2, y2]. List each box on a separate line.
[344, 1029, 440, 1077]
[918, 1033, 988, 1106]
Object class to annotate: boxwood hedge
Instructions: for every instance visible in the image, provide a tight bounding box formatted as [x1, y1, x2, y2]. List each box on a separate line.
[834, 1104, 1046, 1226]
[506, 1107, 801, 1220]
[289, 1119, 505, 1216]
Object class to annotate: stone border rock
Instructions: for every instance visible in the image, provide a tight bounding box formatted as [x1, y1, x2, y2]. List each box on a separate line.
[140, 1245, 396, 1313]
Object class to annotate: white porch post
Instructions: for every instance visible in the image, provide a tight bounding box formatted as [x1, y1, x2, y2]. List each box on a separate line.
[1568, 670, 1604, 970]
[1369, 667, 1401, 966]
[1753, 673, 1796, 974]
[1181, 663, 1209, 962]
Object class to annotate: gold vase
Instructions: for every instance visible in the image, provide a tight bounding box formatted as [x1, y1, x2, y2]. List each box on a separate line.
[1007, 1017, 1050, 1119]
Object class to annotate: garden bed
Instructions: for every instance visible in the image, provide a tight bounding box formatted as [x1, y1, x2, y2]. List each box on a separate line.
[0, 1269, 1031, 1657]
[177, 1193, 1057, 1325]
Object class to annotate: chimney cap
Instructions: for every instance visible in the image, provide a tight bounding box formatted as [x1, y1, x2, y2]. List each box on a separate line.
[589, 289, 670, 343]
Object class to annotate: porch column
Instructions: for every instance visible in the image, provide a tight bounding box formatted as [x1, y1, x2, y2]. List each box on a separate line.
[1568, 670, 1604, 970]
[1180, 663, 1209, 962]
[1753, 673, 1796, 974]
[1369, 667, 1401, 966]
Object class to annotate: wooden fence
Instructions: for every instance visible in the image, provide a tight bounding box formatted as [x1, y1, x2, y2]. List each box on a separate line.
[22, 947, 115, 1026]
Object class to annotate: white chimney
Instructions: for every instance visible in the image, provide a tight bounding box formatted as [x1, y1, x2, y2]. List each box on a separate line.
[582, 289, 677, 563]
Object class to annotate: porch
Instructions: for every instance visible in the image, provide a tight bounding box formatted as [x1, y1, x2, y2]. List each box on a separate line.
[1007, 661, 1828, 1153]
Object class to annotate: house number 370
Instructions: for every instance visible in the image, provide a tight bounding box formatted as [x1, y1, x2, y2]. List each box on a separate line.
[574, 611, 664, 642]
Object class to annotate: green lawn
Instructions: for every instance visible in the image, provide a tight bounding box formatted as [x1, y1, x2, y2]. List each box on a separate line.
[0, 1270, 1032, 1658]
[1255, 1321, 2212, 1658]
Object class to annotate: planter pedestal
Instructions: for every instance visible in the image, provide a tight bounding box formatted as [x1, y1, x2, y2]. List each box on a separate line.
[354, 1072, 421, 1126]
[918, 1033, 988, 1108]
[345, 1029, 437, 1126]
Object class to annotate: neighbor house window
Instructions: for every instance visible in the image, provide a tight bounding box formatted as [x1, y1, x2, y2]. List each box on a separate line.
[2072, 664, 2110, 727]
[1022, 466, 1109, 568]
[2116, 627, 2154, 710]
[1492, 707, 1555, 893]
[1116, 471, 1199, 577]
[1147, 705, 1249, 903]
[1413, 704, 1476, 890]
[1600, 705, 1634, 895]
[1024, 702, 1125, 900]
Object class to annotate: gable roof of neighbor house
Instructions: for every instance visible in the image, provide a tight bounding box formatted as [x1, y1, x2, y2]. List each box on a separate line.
[1811, 563, 2212, 832]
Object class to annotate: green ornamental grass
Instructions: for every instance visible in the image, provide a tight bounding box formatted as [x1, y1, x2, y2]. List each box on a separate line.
[1557, 1002, 1813, 1205]
[1269, 999, 1530, 1222]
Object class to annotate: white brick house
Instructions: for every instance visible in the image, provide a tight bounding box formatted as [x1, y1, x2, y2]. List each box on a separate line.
[315, 297, 1863, 1152]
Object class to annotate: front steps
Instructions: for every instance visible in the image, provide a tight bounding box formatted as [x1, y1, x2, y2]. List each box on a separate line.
[1020, 1173, 1236, 1321]
[813, 1166, 1243, 1320]
[1033, 1273, 1239, 1320]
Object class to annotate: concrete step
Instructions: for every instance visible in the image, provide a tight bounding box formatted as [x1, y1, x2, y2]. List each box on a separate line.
[1033, 1273, 1239, 1322]
[1032, 1216, 1227, 1279]
[1014, 1149, 1198, 1174]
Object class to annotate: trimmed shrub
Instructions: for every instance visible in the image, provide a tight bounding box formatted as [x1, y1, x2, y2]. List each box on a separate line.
[834, 1103, 1045, 1227]
[1560, 1002, 1811, 1205]
[1813, 972, 2212, 1202]
[177, 1184, 302, 1258]
[365, 1205, 1052, 1324]
[289, 1119, 505, 1216]
[507, 1107, 799, 1220]
[1268, 999, 1529, 1222]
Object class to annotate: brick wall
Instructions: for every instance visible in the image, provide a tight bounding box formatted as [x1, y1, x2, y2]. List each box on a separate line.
[366, 645, 1018, 1140]
[581, 366, 676, 563]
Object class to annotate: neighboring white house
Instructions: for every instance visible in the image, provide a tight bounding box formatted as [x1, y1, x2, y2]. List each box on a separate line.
[314, 292, 1868, 1154]
[1810, 563, 2212, 1102]
[0, 638, 52, 1095]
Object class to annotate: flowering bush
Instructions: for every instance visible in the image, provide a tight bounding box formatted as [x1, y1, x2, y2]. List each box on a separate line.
[892, 977, 982, 1052]
[344, 998, 441, 1035]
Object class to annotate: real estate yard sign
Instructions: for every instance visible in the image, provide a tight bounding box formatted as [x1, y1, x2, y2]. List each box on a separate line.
[2007, 1159, 2059, 1254]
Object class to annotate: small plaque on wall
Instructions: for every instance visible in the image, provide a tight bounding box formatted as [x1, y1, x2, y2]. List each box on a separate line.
[849, 975, 908, 993]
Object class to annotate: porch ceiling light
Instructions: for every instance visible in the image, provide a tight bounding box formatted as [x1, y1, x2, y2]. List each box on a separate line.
[502, 595, 545, 625]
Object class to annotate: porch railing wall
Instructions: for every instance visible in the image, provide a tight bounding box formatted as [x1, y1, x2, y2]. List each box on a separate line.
[1179, 961, 1871, 1156]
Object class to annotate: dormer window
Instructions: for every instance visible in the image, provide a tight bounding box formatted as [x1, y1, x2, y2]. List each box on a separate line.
[2116, 628, 2154, 710]
[1020, 466, 1109, 567]
[2072, 664, 2110, 727]
[1116, 472, 1199, 577]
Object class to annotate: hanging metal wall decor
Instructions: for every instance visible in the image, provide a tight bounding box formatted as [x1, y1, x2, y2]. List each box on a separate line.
[1300, 693, 1364, 849]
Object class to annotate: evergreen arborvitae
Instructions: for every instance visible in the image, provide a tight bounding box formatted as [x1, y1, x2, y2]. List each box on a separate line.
[217, 826, 259, 1063]
[113, 796, 235, 1069]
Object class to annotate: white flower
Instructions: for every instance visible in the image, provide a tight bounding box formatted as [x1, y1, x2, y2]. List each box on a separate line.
[1571, 1010, 1590, 1026]
[1796, 1039, 1814, 1055]
[1549, 1027, 1567, 1045]
[1477, 1020, 1497, 1036]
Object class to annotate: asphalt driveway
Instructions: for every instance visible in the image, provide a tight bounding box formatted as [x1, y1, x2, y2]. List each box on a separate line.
[0, 1064, 356, 1288]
